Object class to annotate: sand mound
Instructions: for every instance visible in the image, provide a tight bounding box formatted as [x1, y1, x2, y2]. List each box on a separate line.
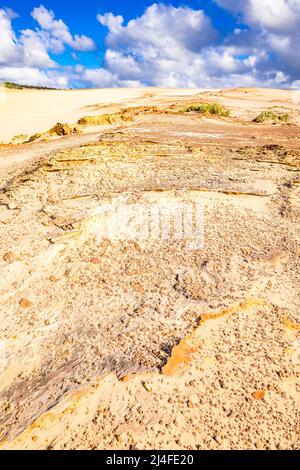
[49, 123, 80, 136]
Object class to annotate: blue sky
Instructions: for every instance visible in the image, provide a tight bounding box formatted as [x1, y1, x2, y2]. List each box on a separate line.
[0, 1, 300, 88]
[2, 1, 237, 67]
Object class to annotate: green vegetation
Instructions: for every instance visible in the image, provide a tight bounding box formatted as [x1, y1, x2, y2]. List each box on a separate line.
[11, 134, 28, 142]
[3, 82, 23, 90]
[28, 133, 42, 142]
[2, 81, 60, 90]
[78, 107, 160, 127]
[180, 102, 230, 117]
[253, 110, 289, 123]
[78, 113, 121, 126]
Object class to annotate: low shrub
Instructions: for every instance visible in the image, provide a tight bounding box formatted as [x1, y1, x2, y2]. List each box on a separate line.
[253, 110, 289, 123]
[11, 134, 28, 142]
[78, 114, 120, 126]
[2, 81, 59, 90]
[180, 103, 230, 117]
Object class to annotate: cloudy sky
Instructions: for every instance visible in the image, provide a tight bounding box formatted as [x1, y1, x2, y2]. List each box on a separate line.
[0, 0, 300, 89]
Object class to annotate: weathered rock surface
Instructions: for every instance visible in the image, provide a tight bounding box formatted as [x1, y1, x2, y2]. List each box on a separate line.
[0, 88, 299, 449]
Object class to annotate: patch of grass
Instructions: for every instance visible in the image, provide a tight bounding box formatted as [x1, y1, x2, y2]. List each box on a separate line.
[78, 106, 161, 127]
[3, 82, 23, 90]
[11, 134, 28, 142]
[180, 102, 230, 117]
[28, 133, 42, 142]
[253, 110, 290, 123]
[78, 114, 120, 126]
[2, 81, 59, 90]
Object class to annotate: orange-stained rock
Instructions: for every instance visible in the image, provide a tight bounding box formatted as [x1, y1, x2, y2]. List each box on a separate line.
[162, 334, 200, 376]
[19, 298, 33, 308]
[252, 390, 265, 400]
[3, 251, 17, 262]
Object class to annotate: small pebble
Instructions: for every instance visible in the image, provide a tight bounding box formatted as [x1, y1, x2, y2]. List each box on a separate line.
[252, 390, 265, 400]
[3, 251, 17, 262]
[19, 298, 33, 308]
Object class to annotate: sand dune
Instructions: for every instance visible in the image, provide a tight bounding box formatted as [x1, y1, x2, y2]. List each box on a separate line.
[0, 87, 207, 143]
[0, 87, 299, 450]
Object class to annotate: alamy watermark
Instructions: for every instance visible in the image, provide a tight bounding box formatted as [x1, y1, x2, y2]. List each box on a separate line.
[90, 194, 204, 249]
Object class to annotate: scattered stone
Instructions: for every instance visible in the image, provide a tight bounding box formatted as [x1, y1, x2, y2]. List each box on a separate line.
[3, 251, 17, 262]
[7, 203, 18, 210]
[19, 298, 33, 308]
[90, 258, 101, 264]
[131, 282, 145, 293]
[252, 390, 265, 400]
[141, 381, 152, 393]
[213, 434, 222, 444]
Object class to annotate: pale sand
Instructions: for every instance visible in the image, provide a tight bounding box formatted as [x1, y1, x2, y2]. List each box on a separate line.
[0, 87, 206, 143]
[0, 88, 299, 450]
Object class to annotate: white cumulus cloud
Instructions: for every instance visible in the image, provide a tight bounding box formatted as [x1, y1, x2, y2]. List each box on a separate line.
[215, 0, 300, 81]
[31, 5, 96, 52]
[0, 2, 299, 89]
[216, 0, 300, 33]
[90, 2, 291, 88]
[0, 5, 96, 88]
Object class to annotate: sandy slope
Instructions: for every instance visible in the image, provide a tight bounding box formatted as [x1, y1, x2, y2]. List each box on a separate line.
[1, 86, 299, 144]
[0, 87, 206, 143]
[0, 88, 299, 450]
